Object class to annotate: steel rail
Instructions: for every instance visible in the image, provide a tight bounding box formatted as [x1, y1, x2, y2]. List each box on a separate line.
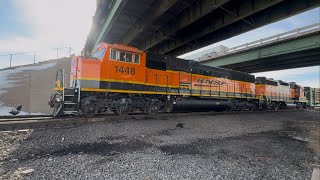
[0, 116, 54, 123]
[0, 115, 53, 120]
[0, 110, 303, 131]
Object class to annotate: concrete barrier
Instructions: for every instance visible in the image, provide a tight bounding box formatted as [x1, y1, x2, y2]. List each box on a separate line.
[0, 57, 71, 115]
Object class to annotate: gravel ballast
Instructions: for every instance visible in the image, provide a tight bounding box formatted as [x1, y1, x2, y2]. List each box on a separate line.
[1, 110, 319, 179]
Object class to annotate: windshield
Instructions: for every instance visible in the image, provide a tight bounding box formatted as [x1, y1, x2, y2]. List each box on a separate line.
[92, 48, 106, 60]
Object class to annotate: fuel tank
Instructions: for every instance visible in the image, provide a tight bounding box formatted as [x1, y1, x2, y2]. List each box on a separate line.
[172, 97, 231, 112]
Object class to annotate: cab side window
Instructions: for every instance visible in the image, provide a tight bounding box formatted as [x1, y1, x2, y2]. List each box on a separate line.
[126, 53, 132, 62]
[119, 51, 133, 63]
[119, 51, 126, 62]
[110, 48, 138, 64]
[110, 49, 117, 60]
[134, 54, 140, 64]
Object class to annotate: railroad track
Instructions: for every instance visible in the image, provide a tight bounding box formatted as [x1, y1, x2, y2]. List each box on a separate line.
[0, 110, 302, 131]
[0, 116, 49, 122]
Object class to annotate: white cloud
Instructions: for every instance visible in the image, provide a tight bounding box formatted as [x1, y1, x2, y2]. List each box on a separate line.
[0, 0, 96, 68]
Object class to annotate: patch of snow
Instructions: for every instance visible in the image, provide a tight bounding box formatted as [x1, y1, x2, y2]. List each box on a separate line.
[0, 62, 56, 94]
[0, 102, 28, 116]
[0, 102, 45, 116]
[0, 63, 55, 115]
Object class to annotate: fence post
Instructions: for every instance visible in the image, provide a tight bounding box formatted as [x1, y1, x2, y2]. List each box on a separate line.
[28, 71, 32, 113]
[33, 51, 36, 64]
[56, 48, 59, 60]
[9, 54, 12, 67]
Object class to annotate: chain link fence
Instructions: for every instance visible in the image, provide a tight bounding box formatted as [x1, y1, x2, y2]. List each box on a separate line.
[0, 47, 76, 69]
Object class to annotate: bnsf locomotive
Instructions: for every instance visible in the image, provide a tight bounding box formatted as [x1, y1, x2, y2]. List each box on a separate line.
[49, 43, 307, 116]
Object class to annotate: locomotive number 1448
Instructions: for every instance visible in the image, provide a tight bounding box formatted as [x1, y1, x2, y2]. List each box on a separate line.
[114, 66, 135, 75]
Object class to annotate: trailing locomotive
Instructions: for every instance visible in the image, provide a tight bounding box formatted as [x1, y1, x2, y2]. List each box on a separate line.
[48, 43, 306, 116]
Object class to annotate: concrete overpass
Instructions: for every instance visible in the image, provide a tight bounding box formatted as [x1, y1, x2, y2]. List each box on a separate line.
[201, 23, 320, 73]
[84, 0, 320, 57]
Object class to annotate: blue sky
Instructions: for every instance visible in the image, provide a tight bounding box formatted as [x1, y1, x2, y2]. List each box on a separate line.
[0, 1, 32, 39]
[0, 1, 319, 87]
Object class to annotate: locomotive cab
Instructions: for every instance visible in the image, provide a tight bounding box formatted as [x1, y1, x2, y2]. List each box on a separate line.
[70, 43, 146, 91]
[49, 43, 149, 116]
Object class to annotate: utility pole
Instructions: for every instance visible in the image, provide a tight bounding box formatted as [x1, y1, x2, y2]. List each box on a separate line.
[28, 71, 32, 114]
[56, 48, 59, 60]
[9, 54, 12, 67]
[33, 51, 36, 64]
[69, 46, 72, 57]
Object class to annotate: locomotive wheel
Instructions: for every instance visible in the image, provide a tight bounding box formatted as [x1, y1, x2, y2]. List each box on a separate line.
[145, 105, 159, 114]
[144, 99, 163, 114]
[252, 103, 258, 111]
[227, 106, 234, 112]
[115, 104, 131, 115]
[81, 105, 98, 117]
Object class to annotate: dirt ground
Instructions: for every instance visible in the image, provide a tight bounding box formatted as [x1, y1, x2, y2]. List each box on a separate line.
[0, 110, 319, 179]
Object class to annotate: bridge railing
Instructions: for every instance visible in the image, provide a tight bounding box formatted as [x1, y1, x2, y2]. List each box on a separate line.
[199, 22, 320, 61]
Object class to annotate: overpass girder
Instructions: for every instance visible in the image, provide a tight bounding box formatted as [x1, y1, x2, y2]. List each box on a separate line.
[225, 49, 320, 70]
[163, 0, 320, 56]
[139, 0, 230, 50]
[230, 53, 320, 73]
[150, 0, 285, 54]
[91, 0, 128, 53]
[202, 32, 320, 67]
[245, 60, 320, 73]
[121, 0, 181, 45]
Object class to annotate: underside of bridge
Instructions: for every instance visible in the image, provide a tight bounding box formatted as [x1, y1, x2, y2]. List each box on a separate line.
[222, 49, 320, 73]
[201, 31, 320, 73]
[84, 0, 320, 57]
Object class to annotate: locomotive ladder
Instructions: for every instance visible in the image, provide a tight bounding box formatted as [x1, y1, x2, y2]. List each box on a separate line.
[59, 69, 80, 115]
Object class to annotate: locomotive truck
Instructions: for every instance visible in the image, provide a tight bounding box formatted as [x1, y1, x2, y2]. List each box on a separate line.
[49, 43, 307, 116]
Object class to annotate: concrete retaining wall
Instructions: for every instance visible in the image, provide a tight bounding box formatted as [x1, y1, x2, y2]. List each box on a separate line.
[0, 57, 71, 115]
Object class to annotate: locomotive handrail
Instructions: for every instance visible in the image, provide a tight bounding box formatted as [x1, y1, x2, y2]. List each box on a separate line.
[77, 69, 81, 110]
[62, 69, 65, 102]
[166, 76, 169, 95]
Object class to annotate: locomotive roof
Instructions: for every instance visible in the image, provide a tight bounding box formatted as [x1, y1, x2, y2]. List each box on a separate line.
[146, 53, 255, 83]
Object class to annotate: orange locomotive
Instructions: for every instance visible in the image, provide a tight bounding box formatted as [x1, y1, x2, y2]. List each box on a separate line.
[49, 43, 305, 116]
[255, 77, 307, 109]
[49, 43, 256, 116]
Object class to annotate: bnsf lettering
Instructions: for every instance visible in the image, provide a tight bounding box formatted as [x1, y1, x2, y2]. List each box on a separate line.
[197, 78, 225, 85]
[114, 66, 135, 75]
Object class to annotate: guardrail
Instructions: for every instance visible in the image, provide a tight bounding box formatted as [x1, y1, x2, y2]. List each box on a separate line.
[199, 23, 320, 61]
